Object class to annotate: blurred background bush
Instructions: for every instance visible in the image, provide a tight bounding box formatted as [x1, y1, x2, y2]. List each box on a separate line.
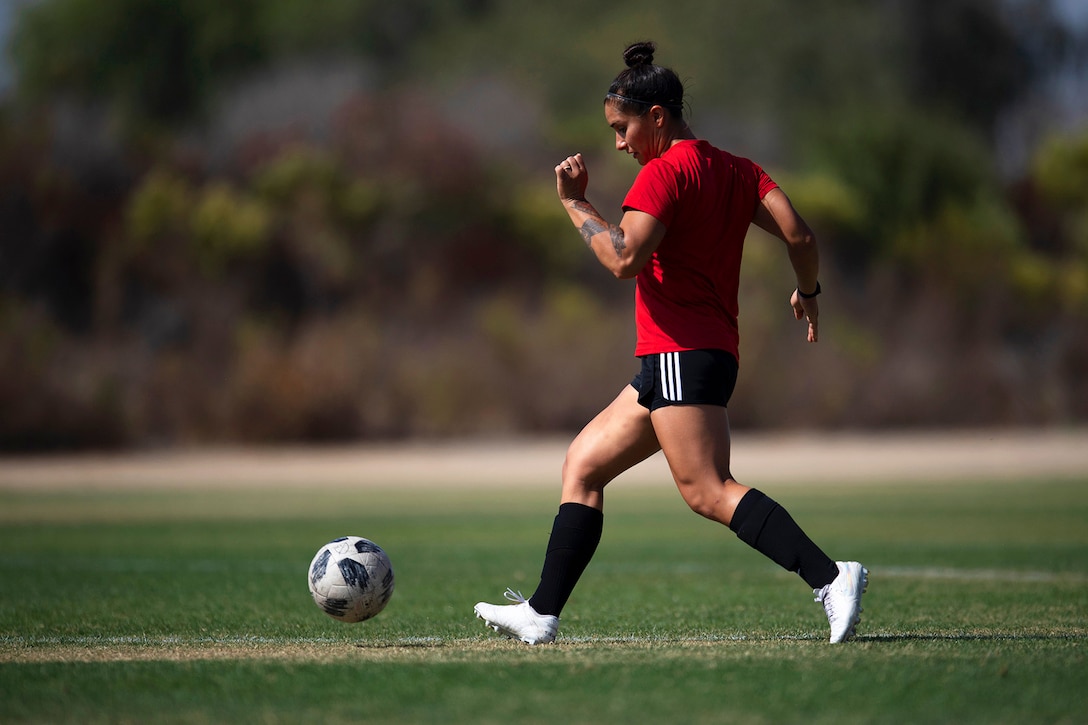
[1, 0, 1086, 450]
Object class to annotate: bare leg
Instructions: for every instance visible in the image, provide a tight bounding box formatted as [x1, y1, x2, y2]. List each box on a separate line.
[649, 404, 749, 525]
[523, 385, 660, 617]
[560, 384, 662, 510]
[652, 403, 839, 590]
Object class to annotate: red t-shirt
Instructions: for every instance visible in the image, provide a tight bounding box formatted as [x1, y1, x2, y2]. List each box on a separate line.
[622, 139, 778, 361]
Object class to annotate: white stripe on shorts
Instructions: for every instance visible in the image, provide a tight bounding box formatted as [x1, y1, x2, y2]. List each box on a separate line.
[660, 352, 683, 402]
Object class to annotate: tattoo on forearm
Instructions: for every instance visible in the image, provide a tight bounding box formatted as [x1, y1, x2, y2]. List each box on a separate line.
[579, 218, 627, 257]
[573, 203, 627, 257]
[569, 200, 595, 215]
[578, 218, 628, 257]
[609, 227, 626, 256]
[579, 218, 607, 247]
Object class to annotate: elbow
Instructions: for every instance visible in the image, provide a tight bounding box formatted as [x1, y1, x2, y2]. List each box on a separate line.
[610, 256, 643, 279]
[788, 228, 816, 247]
[786, 230, 817, 255]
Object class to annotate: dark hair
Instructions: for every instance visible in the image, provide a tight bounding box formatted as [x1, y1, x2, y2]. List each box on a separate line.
[605, 41, 684, 119]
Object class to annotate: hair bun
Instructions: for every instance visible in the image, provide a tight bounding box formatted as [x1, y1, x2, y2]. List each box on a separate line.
[622, 41, 656, 68]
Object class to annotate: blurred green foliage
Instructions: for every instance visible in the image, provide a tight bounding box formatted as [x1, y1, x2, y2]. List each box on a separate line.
[190, 183, 271, 275]
[12, 0, 266, 123]
[0, 0, 1086, 449]
[1033, 131, 1088, 252]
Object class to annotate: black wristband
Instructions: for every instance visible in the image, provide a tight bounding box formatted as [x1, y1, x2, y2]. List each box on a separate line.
[797, 282, 821, 299]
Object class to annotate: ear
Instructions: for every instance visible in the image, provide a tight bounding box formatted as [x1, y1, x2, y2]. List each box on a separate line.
[650, 105, 667, 127]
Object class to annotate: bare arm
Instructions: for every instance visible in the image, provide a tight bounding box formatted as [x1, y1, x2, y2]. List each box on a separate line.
[753, 188, 820, 342]
[556, 153, 665, 279]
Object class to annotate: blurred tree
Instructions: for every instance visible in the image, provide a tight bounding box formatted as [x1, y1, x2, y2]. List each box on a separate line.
[10, 0, 502, 126]
[12, 0, 266, 125]
[897, 0, 1074, 136]
[1026, 129, 1088, 311]
[803, 109, 1001, 274]
[260, 0, 475, 67]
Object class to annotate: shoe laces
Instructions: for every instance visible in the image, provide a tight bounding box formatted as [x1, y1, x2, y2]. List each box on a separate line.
[814, 585, 835, 615]
[503, 588, 529, 605]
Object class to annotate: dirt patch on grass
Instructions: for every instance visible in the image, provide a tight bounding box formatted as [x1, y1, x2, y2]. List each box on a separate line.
[8, 630, 1083, 664]
[0, 637, 661, 664]
[0, 638, 476, 664]
[0, 635, 820, 663]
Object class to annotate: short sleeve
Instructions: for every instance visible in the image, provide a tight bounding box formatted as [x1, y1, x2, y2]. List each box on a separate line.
[622, 159, 679, 228]
[753, 162, 778, 199]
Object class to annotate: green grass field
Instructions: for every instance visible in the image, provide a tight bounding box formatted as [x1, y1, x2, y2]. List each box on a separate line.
[1, 463, 1086, 724]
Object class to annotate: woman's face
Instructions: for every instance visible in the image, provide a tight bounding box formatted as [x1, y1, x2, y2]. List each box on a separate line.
[605, 102, 661, 166]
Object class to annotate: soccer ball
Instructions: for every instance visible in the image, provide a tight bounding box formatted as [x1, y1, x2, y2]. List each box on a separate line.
[307, 536, 395, 623]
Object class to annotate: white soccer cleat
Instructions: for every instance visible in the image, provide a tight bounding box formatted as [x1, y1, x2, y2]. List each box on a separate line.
[814, 561, 868, 643]
[474, 588, 559, 645]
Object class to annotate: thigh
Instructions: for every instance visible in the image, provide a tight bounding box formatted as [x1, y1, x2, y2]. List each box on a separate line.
[561, 384, 661, 509]
[651, 404, 749, 524]
[651, 404, 732, 485]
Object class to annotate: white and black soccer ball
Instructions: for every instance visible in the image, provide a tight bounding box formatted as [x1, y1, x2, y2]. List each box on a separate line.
[307, 536, 395, 623]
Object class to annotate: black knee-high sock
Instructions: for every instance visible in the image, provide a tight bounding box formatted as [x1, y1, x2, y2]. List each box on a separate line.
[529, 502, 603, 617]
[728, 489, 839, 589]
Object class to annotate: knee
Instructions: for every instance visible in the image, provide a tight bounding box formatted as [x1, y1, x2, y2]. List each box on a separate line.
[678, 485, 724, 523]
[562, 447, 600, 490]
[676, 478, 739, 525]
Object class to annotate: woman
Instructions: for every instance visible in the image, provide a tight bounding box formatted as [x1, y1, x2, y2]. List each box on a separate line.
[475, 41, 867, 644]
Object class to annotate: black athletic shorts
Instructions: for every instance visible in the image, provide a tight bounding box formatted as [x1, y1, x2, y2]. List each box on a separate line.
[630, 349, 739, 411]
